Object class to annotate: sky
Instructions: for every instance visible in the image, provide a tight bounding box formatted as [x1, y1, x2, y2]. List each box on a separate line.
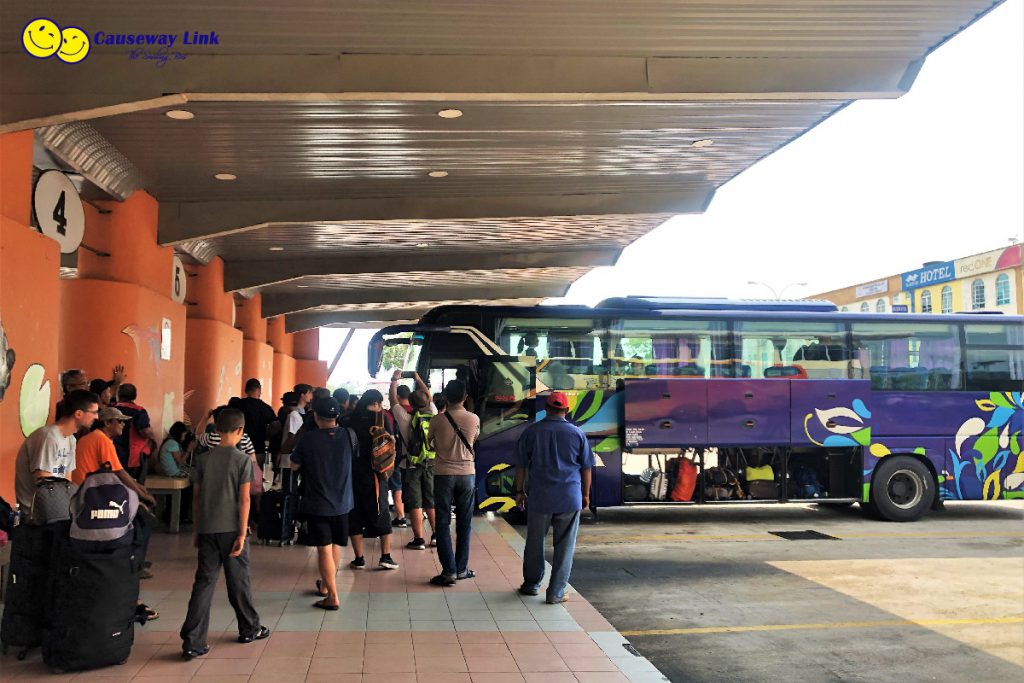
[322, 0, 1024, 389]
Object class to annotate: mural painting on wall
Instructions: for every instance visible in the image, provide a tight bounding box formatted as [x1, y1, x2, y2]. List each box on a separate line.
[0, 317, 14, 402]
[121, 324, 162, 367]
[20, 363, 51, 436]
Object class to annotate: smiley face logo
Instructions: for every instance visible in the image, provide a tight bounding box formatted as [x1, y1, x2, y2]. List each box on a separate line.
[58, 27, 90, 63]
[22, 18, 61, 58]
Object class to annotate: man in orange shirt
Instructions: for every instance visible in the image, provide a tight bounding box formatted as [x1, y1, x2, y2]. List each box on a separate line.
[73, 406, 156, 509]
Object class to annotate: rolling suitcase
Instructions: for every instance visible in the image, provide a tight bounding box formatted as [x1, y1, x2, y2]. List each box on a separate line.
[42, 534, 143, 673]
[257, 489, 297, 545]
[1, 523, 57, 659]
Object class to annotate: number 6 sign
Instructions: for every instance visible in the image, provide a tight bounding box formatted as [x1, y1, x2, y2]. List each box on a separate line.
[32, 170, 85, 254]
[171, 254, 187, 304]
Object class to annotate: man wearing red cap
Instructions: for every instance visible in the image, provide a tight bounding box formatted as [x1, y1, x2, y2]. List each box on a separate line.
[512, 392, 594, 604]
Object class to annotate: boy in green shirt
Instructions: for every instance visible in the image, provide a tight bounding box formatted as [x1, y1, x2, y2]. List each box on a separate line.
[180, 408, 270, 658]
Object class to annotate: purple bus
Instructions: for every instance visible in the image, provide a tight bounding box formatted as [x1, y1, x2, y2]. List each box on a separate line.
[369, 298, 1024, 522]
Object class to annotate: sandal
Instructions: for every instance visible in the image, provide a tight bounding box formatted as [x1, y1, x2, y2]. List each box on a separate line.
[456, 569, 476, 580]
[315, 579, 328, 597]
[313, 599, 340, 611]
[137, 603, 160, 622]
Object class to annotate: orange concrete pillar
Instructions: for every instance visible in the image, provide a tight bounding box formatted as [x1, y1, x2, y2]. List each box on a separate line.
[236, 294, 274, 402]
[0, 131, 62, 501]
[267, 316, 295, 408]
[184, 258, 242, 426]
[293, 329, 328, 388]
[60, 191, 185, 439]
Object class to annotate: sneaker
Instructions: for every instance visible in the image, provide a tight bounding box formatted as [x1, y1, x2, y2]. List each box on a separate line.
[139, 568, 154, 580]
[430, 573, 456, 587]
[406, 537, 427, 550]
[181, 645, 210, 659]
[456, 569, 476, 580]
[518, 584, 539, 596]
[429, 534, 437, 548]
[379, 555, 399, 570]
[237, 625, 271, 643]
[349, 556, 366, 570]
[392, 517, 409, 528]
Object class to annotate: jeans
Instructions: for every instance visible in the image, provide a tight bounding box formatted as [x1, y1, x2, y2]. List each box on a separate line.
[180, 533, 261, 650]
[433, 474, 476, 577]
[522, 508, 581, 601]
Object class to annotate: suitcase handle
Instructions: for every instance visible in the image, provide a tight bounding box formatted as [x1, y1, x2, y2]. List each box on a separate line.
[744, 420, 756, 429]
[659, 420, 672, 429]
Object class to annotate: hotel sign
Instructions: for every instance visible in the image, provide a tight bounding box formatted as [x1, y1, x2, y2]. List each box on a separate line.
[901, 261, 955, 290]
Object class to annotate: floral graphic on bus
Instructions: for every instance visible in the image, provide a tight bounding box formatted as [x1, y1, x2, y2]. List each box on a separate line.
[802, 399, 872, 448]
[946, 392, 1024, 501]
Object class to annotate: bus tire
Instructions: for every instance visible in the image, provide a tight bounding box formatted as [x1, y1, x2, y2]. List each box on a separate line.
[870, 455, 934, 522]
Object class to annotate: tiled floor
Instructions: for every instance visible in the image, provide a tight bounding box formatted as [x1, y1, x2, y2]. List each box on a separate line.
[1, 515, 666, 681]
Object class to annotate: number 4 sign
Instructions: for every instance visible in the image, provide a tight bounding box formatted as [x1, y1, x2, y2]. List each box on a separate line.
[32, 171, 85, 254]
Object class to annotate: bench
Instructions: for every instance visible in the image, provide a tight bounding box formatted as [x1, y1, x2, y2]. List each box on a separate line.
[145, 475, 190, 533]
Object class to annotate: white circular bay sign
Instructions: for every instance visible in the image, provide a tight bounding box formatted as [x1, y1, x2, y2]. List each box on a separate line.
[171, 255, 187, 304]
[33, 171, 85, 254]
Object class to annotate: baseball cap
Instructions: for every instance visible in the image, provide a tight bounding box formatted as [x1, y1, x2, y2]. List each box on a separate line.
[98, 406, 131, 422]
[314, 397, 341, 419]
[546, 392, 570, 410]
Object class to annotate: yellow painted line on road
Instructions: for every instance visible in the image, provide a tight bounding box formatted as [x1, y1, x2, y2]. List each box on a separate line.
[834, 531, 1024, 540]
[579, 530, 1024, 544]
[579, 533, 783, 543]
[622, 615, 1024, 637]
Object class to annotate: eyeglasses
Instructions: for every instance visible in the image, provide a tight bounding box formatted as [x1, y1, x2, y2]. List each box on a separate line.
[83, 409, 99, 415]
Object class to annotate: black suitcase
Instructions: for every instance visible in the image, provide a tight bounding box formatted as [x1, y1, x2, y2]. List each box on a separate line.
[42, 535, 143, 673]
[1, 524, 58, 658]
[257, 490, 297, 545]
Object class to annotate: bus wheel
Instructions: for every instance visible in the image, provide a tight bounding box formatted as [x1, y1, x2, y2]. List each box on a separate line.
[870, 456, 934, 522]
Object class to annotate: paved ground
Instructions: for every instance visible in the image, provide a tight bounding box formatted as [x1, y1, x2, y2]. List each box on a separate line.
[1, 515, 666, 682]
[558, 501, 1024, 683]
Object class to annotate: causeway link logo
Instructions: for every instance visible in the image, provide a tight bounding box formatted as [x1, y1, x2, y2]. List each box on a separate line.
[22, 18, 90, 63]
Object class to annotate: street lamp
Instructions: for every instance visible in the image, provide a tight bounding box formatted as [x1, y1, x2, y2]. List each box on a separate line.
[747, 281, 808, 300]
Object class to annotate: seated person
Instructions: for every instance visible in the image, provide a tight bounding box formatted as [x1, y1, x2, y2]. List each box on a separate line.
[159, 421, 196, 478]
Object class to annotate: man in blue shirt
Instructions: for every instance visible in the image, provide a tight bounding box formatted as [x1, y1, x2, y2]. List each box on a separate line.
[290, 398, 355, 610]
[512, 392, 594, 604]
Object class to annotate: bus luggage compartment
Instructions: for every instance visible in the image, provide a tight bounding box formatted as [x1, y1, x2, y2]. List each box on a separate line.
[623, 379, 707, 449]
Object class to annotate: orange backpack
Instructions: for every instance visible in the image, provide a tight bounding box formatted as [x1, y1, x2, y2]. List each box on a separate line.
[369, 411, 396, 477]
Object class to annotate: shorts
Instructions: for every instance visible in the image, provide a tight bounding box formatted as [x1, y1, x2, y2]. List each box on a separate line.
[388, 467, 402, 492]
[402, 462, 434, 510]
[301, 514, 349, 547]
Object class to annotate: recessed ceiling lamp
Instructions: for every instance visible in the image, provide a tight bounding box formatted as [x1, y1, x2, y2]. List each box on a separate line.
[214, 172, 237, 181]
[165, 109, 194, 120]
[296, 284, 310, 288]
[437, 108, 463, 119]
[415, 243, 430, 248]
[428, 170, 448, 178]
[268, 246, 284, 251]
[691, 139, 714, 148]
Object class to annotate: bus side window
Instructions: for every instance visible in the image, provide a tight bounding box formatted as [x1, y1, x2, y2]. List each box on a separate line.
[851, 322, 961, 391]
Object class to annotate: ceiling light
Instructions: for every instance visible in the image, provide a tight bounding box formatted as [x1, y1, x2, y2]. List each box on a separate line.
[691, 139, 714, 148]
[165, 109, 194, 120]
[214, 173, 237, 181]
[428, 170, 448, 178]
[268, 246, 284, 252]
[296, 284, 310, 288]
[437, 108, 463, 119]
[415, 243, 430, 248]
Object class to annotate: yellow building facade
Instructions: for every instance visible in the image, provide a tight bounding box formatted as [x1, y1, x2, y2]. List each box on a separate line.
[812, 244, 1023, 315]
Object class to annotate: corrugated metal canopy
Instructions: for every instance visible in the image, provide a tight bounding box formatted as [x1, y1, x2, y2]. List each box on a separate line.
[0, 0, 1001, 330]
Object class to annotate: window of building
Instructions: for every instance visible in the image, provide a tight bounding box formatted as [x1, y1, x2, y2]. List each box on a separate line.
[851, 322, 961, 390]
[971, 279, 986, 310]
[941, 285, 953, 313]
[841, 306, 849, 312]
[995, 273, 1011, 305]
[734, 321, 849, 379]
[860, 302, 870, 312]
[875, 299, 886, 313]
[920, 290, 933, 313]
